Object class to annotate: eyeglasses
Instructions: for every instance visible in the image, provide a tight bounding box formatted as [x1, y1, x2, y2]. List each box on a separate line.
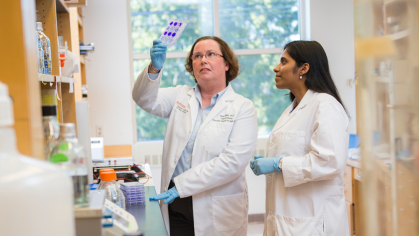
[191, 52, 224, 61]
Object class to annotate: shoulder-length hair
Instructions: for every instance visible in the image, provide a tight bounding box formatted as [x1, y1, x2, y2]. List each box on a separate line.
[185, 36, 240, 83]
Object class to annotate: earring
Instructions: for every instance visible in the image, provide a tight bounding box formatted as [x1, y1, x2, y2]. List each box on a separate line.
[299, 75, 303, 79]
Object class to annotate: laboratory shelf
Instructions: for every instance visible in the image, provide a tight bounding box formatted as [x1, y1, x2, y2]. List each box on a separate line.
[38, 73, 76, 83]
[55, 0, 69, 13]
[389, 30, 409, 41]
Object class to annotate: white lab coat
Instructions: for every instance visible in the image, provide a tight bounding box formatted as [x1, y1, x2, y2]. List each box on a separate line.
[132, 66, 258, 236]
[264, 89, 349, 236]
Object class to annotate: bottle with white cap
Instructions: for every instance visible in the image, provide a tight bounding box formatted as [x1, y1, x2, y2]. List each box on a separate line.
[0, 82, 75, 236]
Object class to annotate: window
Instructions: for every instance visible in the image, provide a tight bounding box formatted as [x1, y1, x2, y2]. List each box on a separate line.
[130, 0, 300, 141]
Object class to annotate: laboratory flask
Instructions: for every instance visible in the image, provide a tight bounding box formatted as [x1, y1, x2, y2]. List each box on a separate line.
[0, 82, 75, 236]
[98, 171, 126, 209]
[50, 123, 89, 208]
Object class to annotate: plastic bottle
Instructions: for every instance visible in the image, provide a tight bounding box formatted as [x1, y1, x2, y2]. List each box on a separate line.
[36, 22, 52, 74]
[98, 171, 126, 209]
[36, 29, 44, 73]
[97, 168, 114, 189]
[0, 82, 75, 236]
[50, 123, 89, 208]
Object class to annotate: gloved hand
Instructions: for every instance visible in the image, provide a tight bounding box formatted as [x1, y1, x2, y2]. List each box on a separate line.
[149, 186, 179, 204]
[150, 39, 167, 69]
[250, 155, 283, 176]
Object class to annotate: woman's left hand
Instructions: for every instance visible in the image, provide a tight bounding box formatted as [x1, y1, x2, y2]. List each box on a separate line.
[250, 155, 283, 176]
[149, 186, 179, 204]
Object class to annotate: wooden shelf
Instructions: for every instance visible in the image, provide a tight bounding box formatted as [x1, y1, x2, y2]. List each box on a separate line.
[80, 55, 85, 64]
[384, 0, 407, 6]
[66, 0, 87, 7]
[55, 0, 69, 13]
[77, 13, 83, 27]
[38, 73, 77, 83]
[389, 30, 409, 41]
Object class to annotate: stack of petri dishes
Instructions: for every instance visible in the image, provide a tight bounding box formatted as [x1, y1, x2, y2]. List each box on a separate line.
[120, 182, 145, 205]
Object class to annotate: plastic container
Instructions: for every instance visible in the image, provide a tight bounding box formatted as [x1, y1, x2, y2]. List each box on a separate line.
[97, 168, 114, 189]
[37, 22, 52, 74]
[41, 89, 57, 117]
[36, 28, 44, 73]
[50, 123, 89, 208]
[120, 182, 145, 205]
[97, 171, 126, 209]
[0, 82, 75, 236]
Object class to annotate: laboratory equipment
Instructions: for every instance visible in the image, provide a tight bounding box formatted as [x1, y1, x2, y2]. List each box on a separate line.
[41, 89, 57, 117]
[96, 168, 114, 188]
[62, 50, 80, 77]
[36, 27, 44, 73]
[159, 20, 187, 47]
[91, 137, 104, 161]
[97, 171, 125, 209]
[50, 123, 89, 208]
[120, 182, 145, 205]
[58, 42, 67, 76]
[103, 199, 139, 236]
[0, 82, 75, 236]
[36, 22, 52, 74]
[42, 116, 59, 160]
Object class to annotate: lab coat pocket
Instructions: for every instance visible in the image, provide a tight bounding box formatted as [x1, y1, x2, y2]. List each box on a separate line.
[270, 214, 315, 236]
[322, 195, 348, 236]
[204, 122, 234, 155]
[212, 191, 247, 232]
[270, 131, 306, 157]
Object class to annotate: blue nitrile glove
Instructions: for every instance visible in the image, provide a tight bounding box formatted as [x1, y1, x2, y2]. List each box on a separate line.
[250, 155, 283, 176]
[149, 186, 179, 204]
[150, 39, 167, 69]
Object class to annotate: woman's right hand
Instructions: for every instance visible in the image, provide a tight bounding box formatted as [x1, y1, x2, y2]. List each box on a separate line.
[150, 39, 167, 69]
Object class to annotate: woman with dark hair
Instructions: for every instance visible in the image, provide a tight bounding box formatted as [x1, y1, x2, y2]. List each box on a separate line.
[132, 36, 258, 236]
[249, 41, 350, 236]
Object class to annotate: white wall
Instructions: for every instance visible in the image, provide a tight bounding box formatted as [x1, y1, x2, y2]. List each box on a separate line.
[308, 0, 356, 133]
[83, 0, 133, 146]
[84, 0, 355, 215]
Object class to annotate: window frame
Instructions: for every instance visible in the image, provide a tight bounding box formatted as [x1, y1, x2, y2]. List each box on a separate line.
[128, 0, 305, 143]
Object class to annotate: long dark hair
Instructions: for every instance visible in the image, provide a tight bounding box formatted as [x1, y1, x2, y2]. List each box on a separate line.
[284, 40, 348, 116]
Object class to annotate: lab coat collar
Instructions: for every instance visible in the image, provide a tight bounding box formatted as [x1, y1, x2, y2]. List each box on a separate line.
[290, 89, 315, 113]
[273, 89, 317, 132]
[198, 84, 236, 132]
[186, 84, 236, 134]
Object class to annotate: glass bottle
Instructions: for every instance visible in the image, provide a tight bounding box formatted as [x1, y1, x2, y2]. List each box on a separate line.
[50, 123, 89, 208]
[98, 171, 125, 209]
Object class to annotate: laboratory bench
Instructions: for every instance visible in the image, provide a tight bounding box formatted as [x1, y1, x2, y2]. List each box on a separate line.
[126, 163, 168, 236]
[125, 186, 167, 236]
[75, 164, 167, 236]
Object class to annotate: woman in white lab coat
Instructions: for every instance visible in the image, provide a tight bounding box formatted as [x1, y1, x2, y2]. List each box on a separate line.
[249, 41, 350, 236]
[132, 36, 258, 236]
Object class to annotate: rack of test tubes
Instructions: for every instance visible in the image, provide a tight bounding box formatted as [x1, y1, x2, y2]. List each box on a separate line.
[120, 182, 145, 205]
